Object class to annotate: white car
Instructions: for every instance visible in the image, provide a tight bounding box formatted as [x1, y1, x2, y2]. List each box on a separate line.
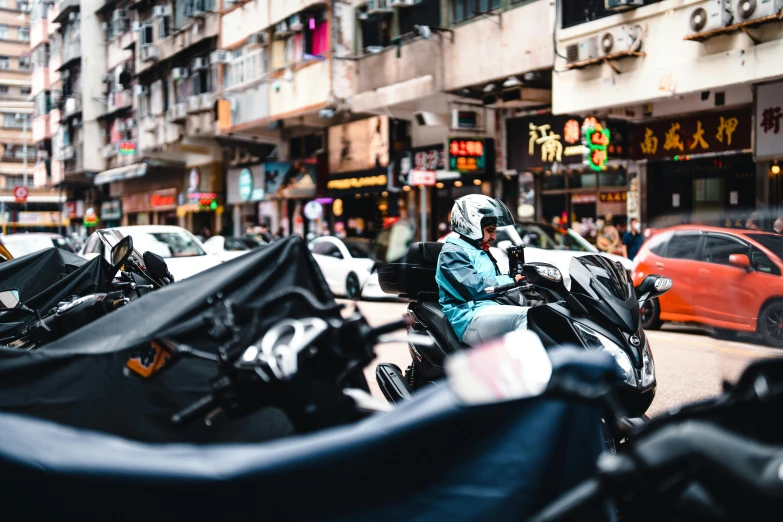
[79, 225, 221, 281]
[203, 235, 266, 263]
[440, 222, 633, 289]
[0, 233, 76, 258]
[308, 236, 387, 299]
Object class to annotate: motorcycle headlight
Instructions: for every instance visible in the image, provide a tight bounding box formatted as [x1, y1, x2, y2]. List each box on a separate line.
[641, 334, 655, 388]
[534, 265, 563, 282]
[574, 323, 637, 387]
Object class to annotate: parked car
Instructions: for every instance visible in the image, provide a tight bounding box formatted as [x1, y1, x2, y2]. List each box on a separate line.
[79, 225, 221, 281]
[308, 237, 386, 299]
[439, 221, 634, 289]
[633, 225, 783, 347]
[203, 235, 267, 262]
[0, 233, 75, 259]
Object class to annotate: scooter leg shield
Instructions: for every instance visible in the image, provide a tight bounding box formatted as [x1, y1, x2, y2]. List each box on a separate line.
[375, 363, 413, 405]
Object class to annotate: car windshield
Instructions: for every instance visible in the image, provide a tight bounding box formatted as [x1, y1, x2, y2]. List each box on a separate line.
[515, 224, 597, 252]
[344, 239, 375, 260]
[0, 235, 57, 258]
[745, 233, 783, 262]
[125, 231, 206, 258]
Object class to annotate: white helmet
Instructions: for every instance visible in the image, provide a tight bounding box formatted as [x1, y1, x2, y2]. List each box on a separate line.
[450, 195, 515, 241]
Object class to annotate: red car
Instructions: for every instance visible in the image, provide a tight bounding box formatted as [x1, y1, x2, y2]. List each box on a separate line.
[632, 225, 783, 347]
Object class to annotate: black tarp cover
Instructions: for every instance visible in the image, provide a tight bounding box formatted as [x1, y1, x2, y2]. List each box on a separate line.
[0, 247, 86, 302]
[0, 236, 337, 443]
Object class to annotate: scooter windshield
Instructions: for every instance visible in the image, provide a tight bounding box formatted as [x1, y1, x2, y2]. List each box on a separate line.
[568, 255, 639, 333]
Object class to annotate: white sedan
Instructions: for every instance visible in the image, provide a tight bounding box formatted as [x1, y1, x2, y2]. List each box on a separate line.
[203, 235, 267, 263]
[308, 237, 387, 299]
[440, 222, 633, 289]
[79, 225, 221, 281]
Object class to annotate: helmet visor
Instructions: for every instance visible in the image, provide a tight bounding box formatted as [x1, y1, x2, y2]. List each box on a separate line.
[480, 199, 515, 228]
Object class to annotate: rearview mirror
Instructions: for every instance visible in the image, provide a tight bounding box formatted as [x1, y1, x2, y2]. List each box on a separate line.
[0, 289, 20, 309]
[729, 253, 751, 270]
[374, 222, 416, 263]
[143, 251, 171, 281]
[111, 236, 134, 273]
[635, 274, 673, 304]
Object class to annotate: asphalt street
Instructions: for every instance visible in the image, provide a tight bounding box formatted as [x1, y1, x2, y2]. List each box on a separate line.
[344, 299, 783, 417]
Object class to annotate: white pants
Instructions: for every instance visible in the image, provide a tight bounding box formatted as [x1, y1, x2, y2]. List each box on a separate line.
[461, 305, 530, 347]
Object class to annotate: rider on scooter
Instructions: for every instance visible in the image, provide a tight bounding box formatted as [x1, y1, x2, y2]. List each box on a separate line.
[435, 195, 529, 347]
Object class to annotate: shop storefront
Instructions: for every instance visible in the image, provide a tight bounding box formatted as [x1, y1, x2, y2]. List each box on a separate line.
[177, 164, 224, 235]
[261, 159, 319, 237]
[227, 165, 266, 236]
[397, 140, 494, 240]
[507, 114, 630, 228]
[327, 115, 396, 238]
[631, 106, 753, 228]
[100, 199, 122, 228]
[122, 188, 178, 226]
[756, 81, 783, 214]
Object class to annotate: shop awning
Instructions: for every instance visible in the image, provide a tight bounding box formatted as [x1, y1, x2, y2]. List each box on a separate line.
[94, 163, 148, 185]
[0, 195, 66, 203]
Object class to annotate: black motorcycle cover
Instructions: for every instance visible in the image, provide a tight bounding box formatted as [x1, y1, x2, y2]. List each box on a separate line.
[0, 382, 607, 522]
[0, 247, 87, 302]
[0, 254, 112, 339]
[0, 236, 336, 443]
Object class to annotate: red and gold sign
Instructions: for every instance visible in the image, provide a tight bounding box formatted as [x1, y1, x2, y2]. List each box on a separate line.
[448, 138, 486, 173]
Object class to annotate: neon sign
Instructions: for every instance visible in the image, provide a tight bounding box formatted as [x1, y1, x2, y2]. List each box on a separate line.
[448, 138, 486, 172]
[118, 141, 137, 155]
[582, 122, 611, 171]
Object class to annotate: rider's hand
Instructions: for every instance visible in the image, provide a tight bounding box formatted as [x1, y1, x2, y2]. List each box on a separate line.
[514, 274, 524, 282]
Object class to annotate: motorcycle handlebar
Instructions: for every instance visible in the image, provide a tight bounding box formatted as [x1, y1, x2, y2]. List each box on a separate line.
[484, 281, 531, 295]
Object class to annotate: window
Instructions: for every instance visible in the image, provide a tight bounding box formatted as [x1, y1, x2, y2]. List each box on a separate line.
[0, 0, 8, 8]
[648, 231, 672, 256]
[0, 56, 7, 70]
[157, 13, 171, 40]
[224, 238, 249, 251]
[311, 242, 342, 258]
[357, 9, 391, 51]
[701, 235, 748, 266]
[20, 86, 30, 95]
[399, 0, 440, 35]
[18, 55, 30, 70]
[110, 10, 129, 38]
[0, 25, 6, 41]
[2, 113, 24, 128]
[452, 0, 500, 24]
[18, 26, 29, 42]
[751, 248, 781, 276]
[665, 233, 699, 260]
[141, 20, 154, 46]
[560, 0, 662, 29]
[0, 86, 7, 94]
[191, 65, 210, 96]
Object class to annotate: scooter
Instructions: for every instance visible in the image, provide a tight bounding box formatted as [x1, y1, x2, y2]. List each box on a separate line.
[374, 233, 672, 445]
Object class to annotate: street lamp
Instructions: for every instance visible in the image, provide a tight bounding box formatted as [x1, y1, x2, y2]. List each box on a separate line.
[15, 113, 29, 210]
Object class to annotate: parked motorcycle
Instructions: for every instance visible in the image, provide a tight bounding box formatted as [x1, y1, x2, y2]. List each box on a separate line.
[533, 357, 783, 522]
[373, 223, 672, 446]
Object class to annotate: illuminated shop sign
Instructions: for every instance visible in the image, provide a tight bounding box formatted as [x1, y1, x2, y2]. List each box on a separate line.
[327, 175, 387, 190]
[448, 138, 486, 173]
[583, 122, 611, 171]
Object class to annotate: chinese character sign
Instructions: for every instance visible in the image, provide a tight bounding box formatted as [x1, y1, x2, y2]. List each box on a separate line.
[448, 138, 487, 173]
[582, 121, 611, 171]
[756, 82, 783, 159]
[631, 107, 750, 160]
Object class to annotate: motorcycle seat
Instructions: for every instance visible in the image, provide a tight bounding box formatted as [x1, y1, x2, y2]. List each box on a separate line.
[417, 301, 470, 354]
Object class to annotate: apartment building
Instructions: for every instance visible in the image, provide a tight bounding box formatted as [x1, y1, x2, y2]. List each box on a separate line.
[549, 0, 783, 229]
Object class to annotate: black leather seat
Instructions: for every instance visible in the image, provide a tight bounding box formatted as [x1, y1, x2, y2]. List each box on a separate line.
[416, 301, 471, 355]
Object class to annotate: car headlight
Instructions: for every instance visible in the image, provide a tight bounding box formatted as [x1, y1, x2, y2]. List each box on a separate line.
[574, 323, 637, 387]
[534, 265, 562, 282]
[641, 334, 655, 388]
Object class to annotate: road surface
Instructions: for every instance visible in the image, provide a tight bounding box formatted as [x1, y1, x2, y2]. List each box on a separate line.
[344, 299, 783, 417]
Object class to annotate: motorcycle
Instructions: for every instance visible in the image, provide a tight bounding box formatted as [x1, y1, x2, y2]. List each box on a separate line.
[373, 223, 672, 446]
[533, 357, 783, 522]
[0, 235, 174, 349]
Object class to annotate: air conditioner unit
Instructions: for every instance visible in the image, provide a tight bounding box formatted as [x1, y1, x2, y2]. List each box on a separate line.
[68, 11, 77, 21]
[390, 0, 414, 6]
[288, 14, 304, 32]
[248, 31, 270, 46]
[598, 25, 643, 56]
[112, 9, 127, 21]
[367, 0, 393, 14]
[735, 0, 783, 22]
[191, 57, 208, 70]
[687, 1, 733, 35]
[126, 118, 136, 128]
[605, 0, 644, 10]
[451, 109, 482, 130]
[565, 36, 599, 63]
[153, 6, 171, 17]
[141, 46, 159, 62]
[101, 22, 109, 31]
[133, 85, 148, 96]
[171, 67, 189, 80]
[132, 21, 142, 32]
[210, 50, 231, 64]
[275, 21, 292, 37]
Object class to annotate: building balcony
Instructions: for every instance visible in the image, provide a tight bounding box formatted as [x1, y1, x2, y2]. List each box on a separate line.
[33, 161, 49, 188]
[52, 0, 80, 25]
[270, 0, 323, 29]
[49, 54, 62, 83]
[32, 114, 51, 142]
[46, 1, 60, 26]
[32, 66, 50, 96]
[62, 95, 82, 119]
[49, 108, 61, 135]
[137, 12, 219, 74]
[31, 17, 48, 49]
[186, 92, 214, 114]
[167, 102, 187, 123]
[107, 31, 135, 71]
[268, 60, 330, 120]
[104, 90, 133, 116]
[60, 40, 82, 70]
[185, 111, 214, 138]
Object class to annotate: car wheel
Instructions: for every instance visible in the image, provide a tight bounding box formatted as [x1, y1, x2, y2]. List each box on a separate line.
[641, 298, 662, 330]
[345, 272, 360, 300]
[759, 301, 783, 348]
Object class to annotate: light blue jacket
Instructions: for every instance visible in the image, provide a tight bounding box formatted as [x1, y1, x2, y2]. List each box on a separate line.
[435, 236, 515, 342]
